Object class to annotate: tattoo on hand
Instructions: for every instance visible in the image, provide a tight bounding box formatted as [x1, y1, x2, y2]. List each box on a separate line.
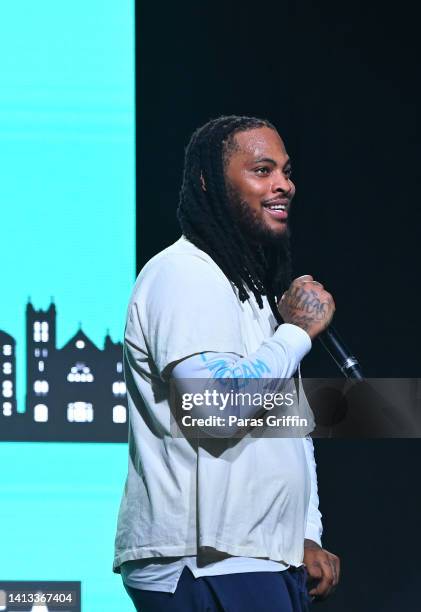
[285, 287, 329, 321]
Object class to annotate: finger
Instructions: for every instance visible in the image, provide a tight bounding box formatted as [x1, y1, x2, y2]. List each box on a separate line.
[329, 558, 338, 586]
[293, 274, 314, 284]
[330, 554, 341, 584]
[306, 563, 322, 596]
[309, 280, 323, 288]
[321, 291, 335, 308]
[309, 560, 335, 598]
[306, 562, 322, 580]
[309, 577, 333, 599]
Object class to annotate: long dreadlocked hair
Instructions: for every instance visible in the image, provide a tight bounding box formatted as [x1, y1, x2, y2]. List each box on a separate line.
[177, 115, 292, 325]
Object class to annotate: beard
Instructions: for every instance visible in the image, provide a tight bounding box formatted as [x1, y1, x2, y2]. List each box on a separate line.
[225, 181, 292, 297]
[225, 181, 291, 251]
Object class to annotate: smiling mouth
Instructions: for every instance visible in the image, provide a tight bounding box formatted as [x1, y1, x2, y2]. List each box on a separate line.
[263, 201, 288, 220]
[262, 197, 289, 210]
[264, 204, 287, 211]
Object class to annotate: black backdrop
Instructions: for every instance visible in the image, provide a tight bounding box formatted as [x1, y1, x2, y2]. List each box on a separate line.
[136, 1, 420, 609]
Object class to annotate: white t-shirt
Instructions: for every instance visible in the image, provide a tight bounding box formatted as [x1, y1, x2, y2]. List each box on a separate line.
[113, 235, 322, 574]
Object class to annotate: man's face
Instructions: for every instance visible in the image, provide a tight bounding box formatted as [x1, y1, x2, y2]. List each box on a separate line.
[223, 127, 295, 245]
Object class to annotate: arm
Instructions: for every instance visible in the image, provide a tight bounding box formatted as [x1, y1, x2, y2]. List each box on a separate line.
[170, 323, 311, 436]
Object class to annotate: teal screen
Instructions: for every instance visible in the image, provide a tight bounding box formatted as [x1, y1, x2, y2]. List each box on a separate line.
[0, 1, 135, 609]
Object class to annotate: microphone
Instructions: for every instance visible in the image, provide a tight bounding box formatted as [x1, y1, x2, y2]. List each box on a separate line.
[318, 326, 364, 380]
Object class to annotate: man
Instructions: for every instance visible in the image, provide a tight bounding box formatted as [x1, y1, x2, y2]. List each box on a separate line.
[113, 115, 340, 611]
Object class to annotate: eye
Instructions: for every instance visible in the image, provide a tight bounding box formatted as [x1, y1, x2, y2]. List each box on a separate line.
[254, 166, 271, 175]
[284, 167, 292, 178]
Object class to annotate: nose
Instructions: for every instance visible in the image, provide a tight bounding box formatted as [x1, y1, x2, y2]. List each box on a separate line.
[271, 169, 292, 194]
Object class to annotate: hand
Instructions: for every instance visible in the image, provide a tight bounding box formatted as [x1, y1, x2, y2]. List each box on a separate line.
[278, 275, 335, 340]
[303, 539, 340, 600]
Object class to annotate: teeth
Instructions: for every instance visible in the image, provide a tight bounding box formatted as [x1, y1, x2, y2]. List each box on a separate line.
[267, 205, 286, 211]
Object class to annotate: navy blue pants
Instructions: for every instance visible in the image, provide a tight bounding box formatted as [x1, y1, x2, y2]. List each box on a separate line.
[124, 566, 312, 612]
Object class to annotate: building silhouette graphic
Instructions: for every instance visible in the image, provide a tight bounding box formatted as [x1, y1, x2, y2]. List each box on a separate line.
[0, 301, 128, 442]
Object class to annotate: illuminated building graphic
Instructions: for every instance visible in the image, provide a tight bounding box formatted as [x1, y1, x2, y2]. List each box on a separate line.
[0, 331, 17, 420]
[0, 301, 128, 442]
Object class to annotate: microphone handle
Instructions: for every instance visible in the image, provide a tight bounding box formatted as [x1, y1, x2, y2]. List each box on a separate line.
[318, 326, 364, 380]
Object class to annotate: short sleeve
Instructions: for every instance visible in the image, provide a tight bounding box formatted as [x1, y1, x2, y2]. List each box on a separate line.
[131, 253, 244, 380]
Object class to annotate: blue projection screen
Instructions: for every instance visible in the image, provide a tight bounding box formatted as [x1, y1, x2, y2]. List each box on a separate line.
[0, 1, 135, 609]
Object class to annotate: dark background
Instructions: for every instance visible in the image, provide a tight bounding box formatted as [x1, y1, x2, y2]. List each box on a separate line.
[136, 1, 420, 609]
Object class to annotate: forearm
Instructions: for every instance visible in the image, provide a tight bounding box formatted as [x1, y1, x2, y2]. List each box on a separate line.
[171, 323, 311, 436]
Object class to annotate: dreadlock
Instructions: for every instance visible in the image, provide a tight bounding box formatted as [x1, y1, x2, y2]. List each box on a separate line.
[177, 115, 292, 325]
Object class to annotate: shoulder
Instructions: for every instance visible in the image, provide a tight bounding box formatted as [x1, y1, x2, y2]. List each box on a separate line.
[132, 236, 235, 302]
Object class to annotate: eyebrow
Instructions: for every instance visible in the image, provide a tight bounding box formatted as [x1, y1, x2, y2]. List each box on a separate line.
[252, 157, 291, 168]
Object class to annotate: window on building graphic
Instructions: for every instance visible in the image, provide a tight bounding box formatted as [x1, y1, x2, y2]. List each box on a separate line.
[34, 348, 40, 357]
[41, 321, 49, 342]
[2, 362, 12, 375]
[116, 361, 123, 373]
[33, 321, 49, 343]
[33, 321, 41, 342]
[2, 381, 13, 398]
[67, 401, 94, 423]
[34, 403, 48, 422]
[2, 344, 12, 356]
[38, 360, 44, 372]
[34, 380, 49, 394]
[112, 381, 126, 396]
[2, 402, 12, 417]
[67, 363, 94, 382]
[42, 349, 48, 357]
[113, 404, 127, 423]
[76, 339, 85, 349]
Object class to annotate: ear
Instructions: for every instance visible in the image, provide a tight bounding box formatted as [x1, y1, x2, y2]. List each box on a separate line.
[200, 171, 207, 192]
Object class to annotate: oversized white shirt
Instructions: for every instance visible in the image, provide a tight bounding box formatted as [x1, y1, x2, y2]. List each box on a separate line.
[113, 235, 322, 576]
